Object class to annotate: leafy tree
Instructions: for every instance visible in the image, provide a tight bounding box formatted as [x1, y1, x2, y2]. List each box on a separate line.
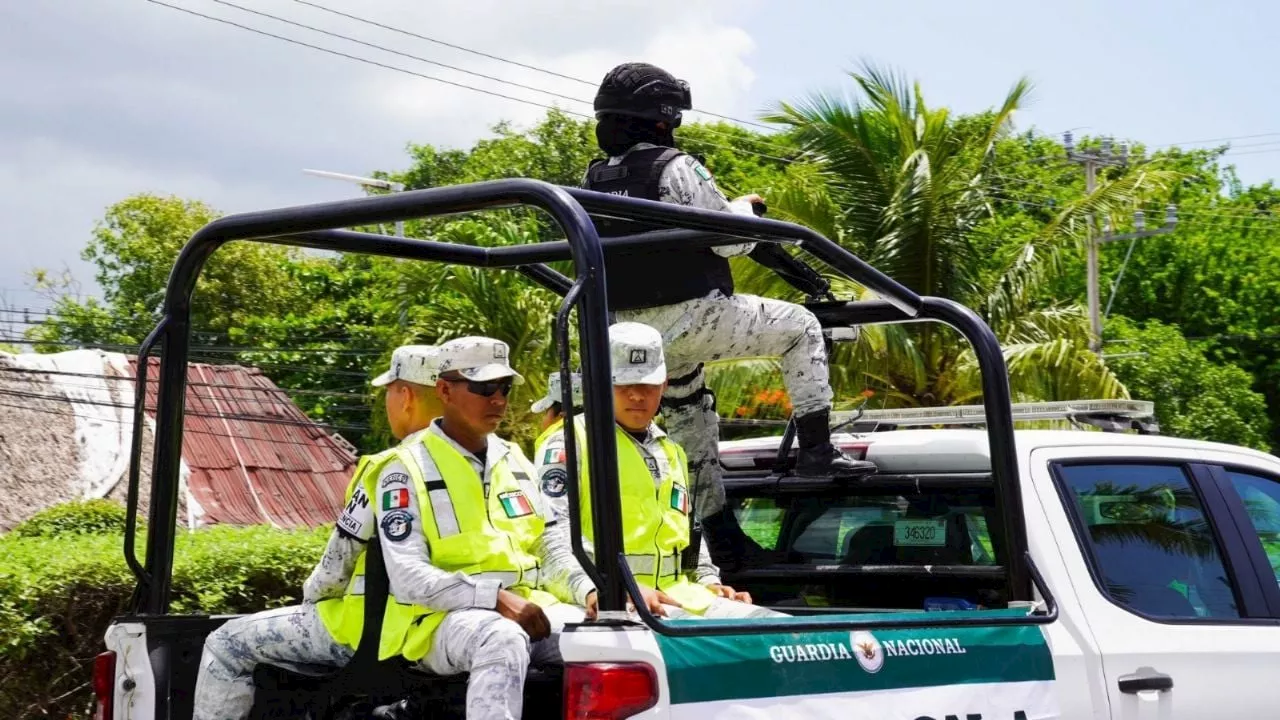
[1104, 317, 1269, 450]
[28, 195, 306, 348]
[753, 63, 1177, 410]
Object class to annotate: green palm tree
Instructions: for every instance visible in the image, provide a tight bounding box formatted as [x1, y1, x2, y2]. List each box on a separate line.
[708, 63, 1177, 413]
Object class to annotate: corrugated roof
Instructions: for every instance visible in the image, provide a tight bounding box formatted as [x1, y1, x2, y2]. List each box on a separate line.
[128, 357, 357, 528]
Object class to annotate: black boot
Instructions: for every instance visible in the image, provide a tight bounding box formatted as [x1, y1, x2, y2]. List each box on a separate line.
[793, 409, 877, 478]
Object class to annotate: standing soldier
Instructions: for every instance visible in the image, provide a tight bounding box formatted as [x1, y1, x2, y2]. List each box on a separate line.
[193, 340, 586, 720]
[582, 61, 875, 566]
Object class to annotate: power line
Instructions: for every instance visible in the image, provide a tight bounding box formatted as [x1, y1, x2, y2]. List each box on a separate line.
[0, 397, 364, 450]
[283, 0, 777, 131]
[141, 0, 800, 164]
[0, 385, 371, 433]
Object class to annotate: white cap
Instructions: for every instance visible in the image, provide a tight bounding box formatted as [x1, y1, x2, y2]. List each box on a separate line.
[371, 345, 440, 387]
[609, 322, 667, 386]
[531, 371, 583, 413]
[435, 336, 525, 383]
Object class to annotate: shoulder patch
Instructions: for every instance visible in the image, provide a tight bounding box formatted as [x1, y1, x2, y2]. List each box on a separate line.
[380, 509, 414, 542]
[380, 472, 409, 489]
[541, 467, 568, 498]
[693, 163, 713, 182]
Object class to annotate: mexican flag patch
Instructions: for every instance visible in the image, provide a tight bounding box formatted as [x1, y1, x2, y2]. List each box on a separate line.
[499, 490, 535, 518]
[382, 487, 409, 511]
[670, 484, 690, 514]
[542, 446, 566, 464]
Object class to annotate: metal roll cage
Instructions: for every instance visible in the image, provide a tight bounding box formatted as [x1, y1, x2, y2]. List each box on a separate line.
[123, 177, 1056, 637]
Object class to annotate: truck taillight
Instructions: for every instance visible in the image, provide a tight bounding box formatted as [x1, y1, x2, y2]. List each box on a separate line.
[564, 662, 658, 720]
[93, 651, 116, 720]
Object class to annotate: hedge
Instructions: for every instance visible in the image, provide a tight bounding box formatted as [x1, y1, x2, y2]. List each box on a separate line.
[0, 506, 329, 718]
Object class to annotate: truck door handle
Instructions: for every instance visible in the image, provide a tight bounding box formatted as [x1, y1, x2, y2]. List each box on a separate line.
[1118, 667, 1173, 694]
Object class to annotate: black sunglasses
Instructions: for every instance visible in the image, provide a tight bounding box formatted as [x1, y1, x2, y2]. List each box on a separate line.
[442, 375, 515, 398]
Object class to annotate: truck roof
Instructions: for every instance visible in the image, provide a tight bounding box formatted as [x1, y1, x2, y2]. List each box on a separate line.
[720, 428, 1278, 475]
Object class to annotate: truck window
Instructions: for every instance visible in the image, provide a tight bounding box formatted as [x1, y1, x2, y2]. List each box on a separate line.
[1056, 463, 1240, 620]
[727, 488, 1002, 612]
[1221, 470, 1280, 589]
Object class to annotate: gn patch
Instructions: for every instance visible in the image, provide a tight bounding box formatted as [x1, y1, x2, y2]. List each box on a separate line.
[541, 468, 568, 498]
[381, 509, 414, 542]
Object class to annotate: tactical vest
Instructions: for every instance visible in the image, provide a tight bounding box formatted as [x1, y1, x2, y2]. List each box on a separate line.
[569, 419, 716, 613]
[582, 146, 735, 311]
[317, 432, 558, 661]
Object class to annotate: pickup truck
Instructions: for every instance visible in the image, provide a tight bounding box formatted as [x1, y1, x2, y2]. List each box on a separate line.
[716, 408, 1280, 719]
[89, 177, 1280, 720]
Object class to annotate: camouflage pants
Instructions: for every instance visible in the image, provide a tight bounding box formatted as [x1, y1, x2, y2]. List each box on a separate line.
[193, 602, 582, 720]
[617, 290, 833, 517]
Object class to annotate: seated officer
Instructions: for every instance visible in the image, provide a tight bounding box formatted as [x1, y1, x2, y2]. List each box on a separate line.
[194, 339, 585, 720]
[535, 322, 784, 620]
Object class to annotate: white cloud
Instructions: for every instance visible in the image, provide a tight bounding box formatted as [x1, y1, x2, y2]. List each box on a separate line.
[0, 0, 762, 297]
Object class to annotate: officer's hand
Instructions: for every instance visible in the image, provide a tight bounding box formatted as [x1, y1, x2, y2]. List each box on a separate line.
[709, 584, 753, 604]
[584, 591, 598, 620]
[629, 586, 680, 617]
[496, 589, 551, 641]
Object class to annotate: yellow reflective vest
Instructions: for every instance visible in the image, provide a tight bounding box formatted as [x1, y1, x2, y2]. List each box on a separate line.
[570, 419, 717, 614]
[317, 430, 557, 661]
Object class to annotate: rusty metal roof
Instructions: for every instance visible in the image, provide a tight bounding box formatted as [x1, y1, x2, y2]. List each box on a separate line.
[128, 357, 357, 528]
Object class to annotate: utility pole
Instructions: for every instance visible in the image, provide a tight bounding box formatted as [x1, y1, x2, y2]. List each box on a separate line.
[302, 168, 409, 331]
[1064, 132, 1129, 354]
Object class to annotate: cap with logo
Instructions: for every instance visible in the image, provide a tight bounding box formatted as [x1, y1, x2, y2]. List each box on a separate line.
[435, 336, 525, 384]
[609, 322, 667, 386]
[531, 371, 584, 413]
[371, 345, 440, 388]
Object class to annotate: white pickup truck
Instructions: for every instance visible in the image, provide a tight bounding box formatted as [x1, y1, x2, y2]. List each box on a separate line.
[90, 177, 1280, 720]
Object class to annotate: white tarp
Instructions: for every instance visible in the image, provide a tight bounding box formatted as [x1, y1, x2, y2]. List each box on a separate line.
[1, 349, 194, 517]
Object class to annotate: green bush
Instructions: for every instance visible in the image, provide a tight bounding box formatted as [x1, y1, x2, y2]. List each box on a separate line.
[0, 523, 329, 718]
[9, 498, 141, 538]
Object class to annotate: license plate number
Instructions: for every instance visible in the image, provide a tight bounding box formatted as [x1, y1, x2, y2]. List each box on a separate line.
[894, 519, 947, 546]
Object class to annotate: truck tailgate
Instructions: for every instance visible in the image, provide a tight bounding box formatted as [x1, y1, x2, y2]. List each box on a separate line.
[655, 609, 1057, 720]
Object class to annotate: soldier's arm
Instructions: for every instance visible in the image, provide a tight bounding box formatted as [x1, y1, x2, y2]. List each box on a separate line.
[304, 459, 377, 603]
[532, 433, 597, 605]
[374, 458, 503, 612]
[658, 154, 758, 257]
[693, 534, 723, 587]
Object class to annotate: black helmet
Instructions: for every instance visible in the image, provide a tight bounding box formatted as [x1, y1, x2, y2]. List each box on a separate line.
[593, 62, 692, 127]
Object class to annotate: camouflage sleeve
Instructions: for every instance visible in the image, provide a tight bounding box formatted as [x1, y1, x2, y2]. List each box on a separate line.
[375, 457, 501, 612]
[532, 430, 597, 605]
[533, 431, 570, 523]
[303, 528, 365, 603]
[693, 534, 723, 587]
[657, 154, 758, 258]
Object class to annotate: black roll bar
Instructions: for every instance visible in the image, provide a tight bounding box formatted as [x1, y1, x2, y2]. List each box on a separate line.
[129, 177, 1032, 637]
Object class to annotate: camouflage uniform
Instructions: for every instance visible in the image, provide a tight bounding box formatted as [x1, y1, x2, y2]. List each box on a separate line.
[193, 421, 586, 720]
[607, 145, 833, 517]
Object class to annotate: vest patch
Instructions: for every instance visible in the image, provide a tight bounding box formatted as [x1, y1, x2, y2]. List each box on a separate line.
[670, 484, 690, 514]
[543, 445, 566, 465]
[382, 487, 409, 511]
[381, 509, 413, 542]
[499, 490, 535, 518]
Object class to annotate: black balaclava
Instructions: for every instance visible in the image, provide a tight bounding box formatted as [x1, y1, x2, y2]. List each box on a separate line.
[594, 113, 676, 157]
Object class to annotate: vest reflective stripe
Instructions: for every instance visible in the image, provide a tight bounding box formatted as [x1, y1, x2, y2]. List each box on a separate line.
[571, 420, 715, 613]
[624, 553, 679, 578]
[406, 440, 461, 538]
[347, 568, 534, 596]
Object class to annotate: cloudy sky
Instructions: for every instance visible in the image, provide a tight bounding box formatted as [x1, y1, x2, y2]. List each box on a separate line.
[3, 0, 1279, 312]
